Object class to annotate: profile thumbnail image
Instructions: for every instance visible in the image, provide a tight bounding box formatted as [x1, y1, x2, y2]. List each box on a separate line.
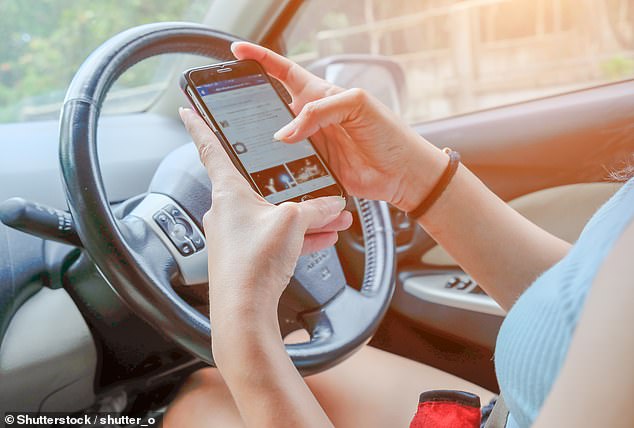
[286, 155, 327, 184]
[252, 165, 296, 196]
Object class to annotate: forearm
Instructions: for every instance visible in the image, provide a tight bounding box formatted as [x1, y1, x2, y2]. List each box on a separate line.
[211, 304, 332, 428]
[401, 140, 571, 310]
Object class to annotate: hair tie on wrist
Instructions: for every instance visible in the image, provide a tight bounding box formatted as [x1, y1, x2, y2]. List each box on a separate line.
[407, 148, 460, 220]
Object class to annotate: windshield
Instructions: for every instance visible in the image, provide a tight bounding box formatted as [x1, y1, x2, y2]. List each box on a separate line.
[284, 0, 634, 124]
[0, 0, 212, 124]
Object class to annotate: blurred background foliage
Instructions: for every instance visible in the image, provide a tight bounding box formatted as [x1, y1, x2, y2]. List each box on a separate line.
[1, 0, 632, 124]
[0, 0, 207, 122]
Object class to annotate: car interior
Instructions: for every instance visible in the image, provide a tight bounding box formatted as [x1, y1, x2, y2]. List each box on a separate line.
[1, 0, 633, 424]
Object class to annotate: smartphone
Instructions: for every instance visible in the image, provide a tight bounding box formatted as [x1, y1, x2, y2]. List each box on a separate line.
[181, 59, 345, 204]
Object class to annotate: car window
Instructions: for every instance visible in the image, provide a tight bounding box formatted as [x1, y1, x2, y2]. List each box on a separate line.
[284, 0, 634, 124]
[0, 0, 212, 124]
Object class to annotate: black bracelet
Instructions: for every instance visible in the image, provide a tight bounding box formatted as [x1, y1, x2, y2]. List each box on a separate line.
[407, 148, 461, 220]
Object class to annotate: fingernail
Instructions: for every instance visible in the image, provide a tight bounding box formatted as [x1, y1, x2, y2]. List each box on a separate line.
[335, 196, 346, 210]
[179, 107, 193, 119]
[274, 121, 295, 140]
[324, 196, 346, 211]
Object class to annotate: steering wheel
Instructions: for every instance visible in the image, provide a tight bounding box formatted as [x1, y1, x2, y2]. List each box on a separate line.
[59, 22, 395, 375]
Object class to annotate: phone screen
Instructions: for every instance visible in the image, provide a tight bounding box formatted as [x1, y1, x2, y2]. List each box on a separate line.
[193, 72, 338, 204]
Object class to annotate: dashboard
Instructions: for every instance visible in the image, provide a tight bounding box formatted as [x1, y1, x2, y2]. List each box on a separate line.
[0, 112, 192, 412]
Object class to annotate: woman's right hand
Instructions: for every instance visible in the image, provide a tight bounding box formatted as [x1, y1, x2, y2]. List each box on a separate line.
[231, 42, 447, 213]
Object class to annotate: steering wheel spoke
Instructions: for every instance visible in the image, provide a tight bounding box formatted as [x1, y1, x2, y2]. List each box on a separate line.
[125, 193, 208, 286]
[281, 247, 347, 313]
[288, 287, 373, 373]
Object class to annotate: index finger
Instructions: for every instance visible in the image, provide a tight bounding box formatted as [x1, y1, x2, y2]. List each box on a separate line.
[179, 107, 249, 189]
[231, 42, 317, 95]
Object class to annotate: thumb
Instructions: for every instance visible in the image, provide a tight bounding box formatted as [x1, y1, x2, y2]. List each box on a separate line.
[295, 196, 347, 230]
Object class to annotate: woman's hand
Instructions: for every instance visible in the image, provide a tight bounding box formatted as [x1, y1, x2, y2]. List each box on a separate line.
[179, 107, 351, 342]
[180, 107, 343, 428]
[232, 42, 447, 212]
[231, 43, 572, 313]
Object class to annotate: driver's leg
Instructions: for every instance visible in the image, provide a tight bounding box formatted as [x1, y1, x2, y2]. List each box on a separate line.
[163, 344, 495, 428]
[163, 368, 245, 428]
[307, 344, 495, 427]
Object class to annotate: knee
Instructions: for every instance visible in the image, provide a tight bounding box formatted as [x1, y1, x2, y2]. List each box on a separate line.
[164, 368, 236, 427]
[167, 368, 230, 413]
[181, 367, 226, 394]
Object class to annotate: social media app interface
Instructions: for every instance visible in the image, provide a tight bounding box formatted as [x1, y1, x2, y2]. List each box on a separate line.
[196, 74, 336, 204]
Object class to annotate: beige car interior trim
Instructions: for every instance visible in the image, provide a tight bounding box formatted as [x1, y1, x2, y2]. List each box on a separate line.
[403, 273, 506, 316]
[422, 182, 622, 266]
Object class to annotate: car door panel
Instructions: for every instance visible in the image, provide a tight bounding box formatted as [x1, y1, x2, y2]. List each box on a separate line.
[392, 80, 634, 352]
[422, 181, 622, 266]
[415, 80, 634, 200]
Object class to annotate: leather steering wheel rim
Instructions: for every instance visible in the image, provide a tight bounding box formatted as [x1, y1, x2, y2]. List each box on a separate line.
[59, 22, 395, 375]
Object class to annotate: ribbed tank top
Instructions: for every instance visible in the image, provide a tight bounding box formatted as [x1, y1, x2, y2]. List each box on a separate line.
[495, 178, 634, 428]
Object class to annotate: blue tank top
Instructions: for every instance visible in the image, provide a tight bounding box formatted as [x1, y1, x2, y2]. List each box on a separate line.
[495, 178, 634, 428]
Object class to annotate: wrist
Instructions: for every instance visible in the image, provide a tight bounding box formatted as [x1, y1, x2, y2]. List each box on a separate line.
[392, 137, 448, 212]
[212, 321, 284, 384]
[211, 302, 282, 366]
[207, 272, 281, 326]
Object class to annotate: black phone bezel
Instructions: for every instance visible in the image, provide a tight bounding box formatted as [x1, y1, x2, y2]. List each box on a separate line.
[181, 59, 345, 203]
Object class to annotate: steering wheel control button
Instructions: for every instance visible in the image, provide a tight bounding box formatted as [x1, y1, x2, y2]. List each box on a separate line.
[190, 232, 205, 250]
[166, 204, 188, 222]
[164, 204, 205, 250]
[153, 205, 203, 257]
[180, 242, 194, 256]
[172, 222, 188, 240]
[153, 210, 173, 234]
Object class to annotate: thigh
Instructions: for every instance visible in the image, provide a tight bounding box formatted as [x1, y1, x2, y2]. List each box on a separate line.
[164, 345, 495, 428]
[306, 345, 495, 428]
[163, 368, 244, 428]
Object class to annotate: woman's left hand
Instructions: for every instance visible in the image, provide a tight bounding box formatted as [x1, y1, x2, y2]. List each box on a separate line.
[179, 107, 352, 349]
